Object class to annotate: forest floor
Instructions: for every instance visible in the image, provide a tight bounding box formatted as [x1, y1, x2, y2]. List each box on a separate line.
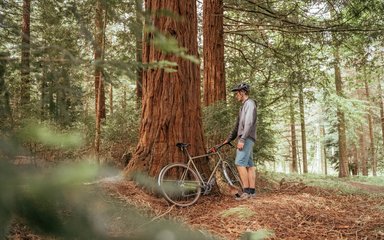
[101, 176, 384, 240]
[7, 173, 384, 240]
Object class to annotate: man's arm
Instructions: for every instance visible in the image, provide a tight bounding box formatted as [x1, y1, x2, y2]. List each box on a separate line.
[239, 101, 257, 143]
[225, 116, 239, 143]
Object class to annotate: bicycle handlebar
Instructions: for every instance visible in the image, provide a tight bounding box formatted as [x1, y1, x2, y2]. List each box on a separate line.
[207, 142, 234, 153]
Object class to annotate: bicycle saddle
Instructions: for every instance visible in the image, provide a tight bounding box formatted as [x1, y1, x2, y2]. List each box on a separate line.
[176, 143, 190, 148]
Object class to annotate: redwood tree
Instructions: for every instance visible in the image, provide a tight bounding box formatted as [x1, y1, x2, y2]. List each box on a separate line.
[203, 0, 226, 106]
[124, 0, 206, 177]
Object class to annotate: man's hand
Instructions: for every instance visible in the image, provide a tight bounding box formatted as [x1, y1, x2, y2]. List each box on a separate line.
[237, 141, 244, 150]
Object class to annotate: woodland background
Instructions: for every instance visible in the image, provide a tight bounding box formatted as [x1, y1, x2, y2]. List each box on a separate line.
[1, 0, 384, 239]
[1, 0, 384, 176]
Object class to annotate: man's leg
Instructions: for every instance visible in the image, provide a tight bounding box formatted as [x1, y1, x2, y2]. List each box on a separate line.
[237, 166, 249, 189]
[234, 139, 254, 200]
[248, 166, 256, 189]
[247, 166, 256, 197]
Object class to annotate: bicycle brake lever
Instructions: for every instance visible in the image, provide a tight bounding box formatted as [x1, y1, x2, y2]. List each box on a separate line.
[207, 147, 216, 153]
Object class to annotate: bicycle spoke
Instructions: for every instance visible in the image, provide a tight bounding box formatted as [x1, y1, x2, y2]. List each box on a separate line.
[158, 164, 201, 207]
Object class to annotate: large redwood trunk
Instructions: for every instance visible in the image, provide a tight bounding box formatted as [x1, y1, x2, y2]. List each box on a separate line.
[203, 0, 226, 105]
[125, 0, 206, 178]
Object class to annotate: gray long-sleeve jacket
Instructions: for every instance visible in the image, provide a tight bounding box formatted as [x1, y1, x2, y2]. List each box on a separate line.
[227, 98, 257, 143]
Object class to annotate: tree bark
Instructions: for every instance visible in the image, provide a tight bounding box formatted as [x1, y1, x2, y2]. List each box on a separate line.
[299, 84, 308, 173]
[378, 76, 384, 166]
[135, 0, 143, 107]
[320, 125, 327, 175]
[20, 0, 31, 106]
[333, 43, 348, 177]
[289, 91, 298, 173]
[364, 76, 376, 176]
[94, 0, 107, 161]
[359, 128, 368, 176]
[0, 52, 12, 125]
[124, 0, 206, 178]
[203, 0, 226, 106]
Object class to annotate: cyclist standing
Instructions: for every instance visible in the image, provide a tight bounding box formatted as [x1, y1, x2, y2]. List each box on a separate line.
[224, 83, 257, 200]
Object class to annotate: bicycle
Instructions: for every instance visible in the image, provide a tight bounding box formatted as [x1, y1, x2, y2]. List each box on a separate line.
[157, 142, 242, 207]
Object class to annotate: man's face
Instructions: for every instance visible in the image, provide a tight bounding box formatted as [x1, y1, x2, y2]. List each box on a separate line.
[235, 90, 244, 102]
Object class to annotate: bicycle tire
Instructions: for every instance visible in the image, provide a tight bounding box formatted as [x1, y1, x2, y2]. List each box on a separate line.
[222, 161, 243, 191]
[158, 163, 202, 207]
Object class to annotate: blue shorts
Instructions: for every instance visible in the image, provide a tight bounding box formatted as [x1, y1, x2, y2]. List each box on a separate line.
[235, 138, 255, 167]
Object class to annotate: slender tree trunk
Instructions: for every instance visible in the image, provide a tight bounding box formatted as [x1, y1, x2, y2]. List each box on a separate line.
[320, 125, 327, 175]
[289, 91, 298, 173]
[135, 0, 143, 107]
[351, 144, 358, 175]
[364, 76, 376, 176]
[20, 0, 31, 106]
[299, 84, 308, 173]
[94, 0, 107, 161]
[333, 43, 348, 177]
[203, 0, 225, 106]
[122, 85, 127, 112]
[0, 52, 12, 125]
[109, 84, 113, 114]
[124, 0, 206, 178]
[378, 77, 384, 160]
[359, 130, 368, 176]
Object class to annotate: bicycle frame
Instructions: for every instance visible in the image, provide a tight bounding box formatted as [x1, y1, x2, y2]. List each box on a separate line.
[158, 142, 242, 206]
[181, 146, 226, 189]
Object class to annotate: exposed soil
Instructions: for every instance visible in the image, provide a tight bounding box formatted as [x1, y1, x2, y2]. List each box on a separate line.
[102, 179, 384, 240]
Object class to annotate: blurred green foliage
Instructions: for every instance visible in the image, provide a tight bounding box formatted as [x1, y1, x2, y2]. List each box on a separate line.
[0, 123, 220, 239]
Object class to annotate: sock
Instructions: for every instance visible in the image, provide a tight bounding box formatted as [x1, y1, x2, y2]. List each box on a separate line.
[244, 188, 250, 194]
[249, 188, 255, 194]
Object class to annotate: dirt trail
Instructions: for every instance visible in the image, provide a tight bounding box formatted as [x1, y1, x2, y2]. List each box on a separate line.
[348, 181, 384, 194]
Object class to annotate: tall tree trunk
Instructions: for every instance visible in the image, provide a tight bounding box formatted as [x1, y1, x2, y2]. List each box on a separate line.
[350, 144, 358, 175]
[359, 128, 368, 176]
[320, 125, 327, 175]
[20, 0, 31, 106]
[135, 0, 143, 107]
[124, 0, 206, 178]
[333, 43, 348, 177]
[0, 52, 12, 126]
[109, 84, 113, 114]
[203, 0, 226, 106]
[364, 76, 376, 176]
[289, 91, 298, 173]
[299, 84, 308, 173]
[94, 0, 107, 161]
[378, 77, 384, 161]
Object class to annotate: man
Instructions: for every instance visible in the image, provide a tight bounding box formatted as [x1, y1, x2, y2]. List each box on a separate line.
[224, 83, 257, 200]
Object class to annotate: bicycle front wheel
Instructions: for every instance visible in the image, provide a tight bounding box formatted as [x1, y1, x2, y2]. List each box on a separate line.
[222, 161, 243, 192]
[158, 163, 202, 207]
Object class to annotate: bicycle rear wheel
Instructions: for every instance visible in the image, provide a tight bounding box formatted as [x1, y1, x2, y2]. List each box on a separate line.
[158, 163, 202, 207]
[222, 161, 243, 192]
